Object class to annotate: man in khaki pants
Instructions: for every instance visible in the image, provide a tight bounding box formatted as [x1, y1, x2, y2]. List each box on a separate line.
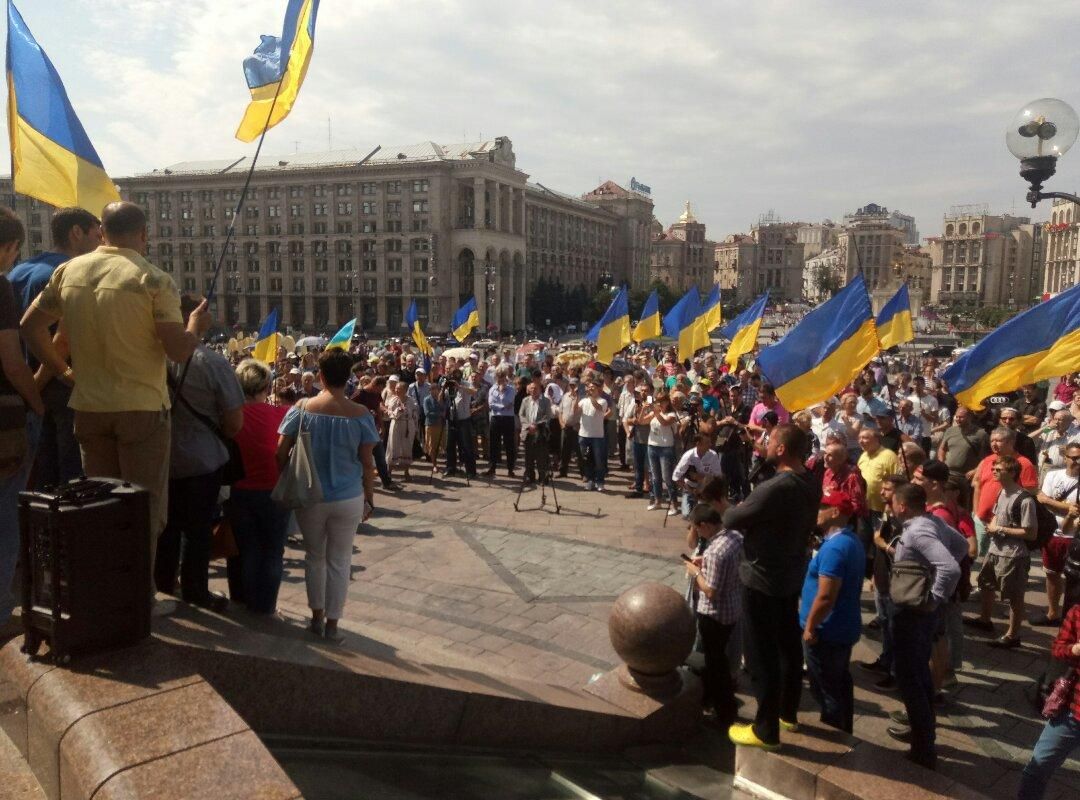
[21, 202, 210, 613]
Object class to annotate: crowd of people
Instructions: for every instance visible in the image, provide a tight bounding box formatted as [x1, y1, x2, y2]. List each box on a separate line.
[1, 203, 1080, 796]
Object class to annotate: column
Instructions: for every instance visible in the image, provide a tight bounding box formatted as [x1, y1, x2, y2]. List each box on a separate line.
[504, 259, 515, 331]
[492, 182, 502, 233]
[474, 264, 486, 332]
[516, 257, 527, 329]
[474, 178, 486, 229]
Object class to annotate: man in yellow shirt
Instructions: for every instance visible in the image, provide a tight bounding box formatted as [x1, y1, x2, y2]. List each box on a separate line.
[857, 427, 900, 517]
[21, 202, 209, 607]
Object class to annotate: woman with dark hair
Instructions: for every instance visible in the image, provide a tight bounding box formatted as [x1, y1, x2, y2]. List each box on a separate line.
[277, 349, 378, 642]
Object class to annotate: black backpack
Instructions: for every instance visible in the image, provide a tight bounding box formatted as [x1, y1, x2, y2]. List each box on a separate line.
[1008, 490, 1059, 551]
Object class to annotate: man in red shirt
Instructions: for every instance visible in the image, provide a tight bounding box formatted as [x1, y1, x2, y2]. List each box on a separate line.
[821, 442, 867, 518]
[971, 427, 1039, 556]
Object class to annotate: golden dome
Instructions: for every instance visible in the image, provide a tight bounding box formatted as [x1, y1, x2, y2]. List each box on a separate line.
[678, 200, 696, 224]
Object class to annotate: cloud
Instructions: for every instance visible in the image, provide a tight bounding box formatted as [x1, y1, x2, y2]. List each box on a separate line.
[31, 0, 1080, 239]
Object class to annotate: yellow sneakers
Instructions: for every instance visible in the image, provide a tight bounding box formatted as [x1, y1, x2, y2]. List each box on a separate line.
[780, 718, 799, 732]
[728, 723, 780, 750]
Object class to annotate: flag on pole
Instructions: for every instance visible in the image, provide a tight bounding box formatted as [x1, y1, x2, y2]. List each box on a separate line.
[694, 284, 721, 352]
[593, 287, 631, 365]
[757, 275, 878, 411]
[326, 318, 355, 350]
[875, 284, 915, 350]
[6, 0, 120, 215]
[406, 300, 433, 359]
[721, 292, 769, 371]
[251, 308, 280, 364]
[631, 289, 662, 343]
[450, 297, 479, 342]
[663, 288, 705, 363]
[943, 283, 1080, 410]
[236, 0, 321, 142]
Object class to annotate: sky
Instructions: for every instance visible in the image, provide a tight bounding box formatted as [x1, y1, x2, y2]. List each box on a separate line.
[24, 0, 1080, 240]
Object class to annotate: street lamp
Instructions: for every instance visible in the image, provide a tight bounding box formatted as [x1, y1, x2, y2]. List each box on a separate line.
[1007, 97, 1080, 207]
[483, 258, 497, 333]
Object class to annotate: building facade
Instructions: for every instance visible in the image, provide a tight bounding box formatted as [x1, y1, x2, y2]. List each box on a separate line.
[0, 187, 51, 260]
[1043, 197, 1078, 296]
[837, 219, 908, 291]
[524, 183, 617, 292]
[802, 245, 846, 304]
[581, 181, 654, 289]
[927, 207, 1037, 308]
[713, 217, 805, 304]
[649, 202, 711, 293]
[843, 203, 919, 245]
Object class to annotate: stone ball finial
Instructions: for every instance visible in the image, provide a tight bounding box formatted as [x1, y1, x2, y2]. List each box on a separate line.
[608, 582, 695, 694]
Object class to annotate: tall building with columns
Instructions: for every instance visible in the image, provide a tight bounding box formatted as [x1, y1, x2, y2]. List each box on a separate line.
[649, 202, 711, 292]
[581, 181, 654, 288]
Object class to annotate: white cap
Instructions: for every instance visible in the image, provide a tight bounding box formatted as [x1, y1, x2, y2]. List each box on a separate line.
[1049, 399, 1067, 412]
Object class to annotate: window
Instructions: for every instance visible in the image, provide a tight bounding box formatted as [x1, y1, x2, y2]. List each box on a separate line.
[225, 260, 238, 273]
[291, 277, 305, 292]
[335, 222, 353, 234]
[181, 225, 194, 237]
[411, 238, 430, 252]
[291, 258, 305, 271]
[385, 220, 402, 232]
[362, 201, 377, 215]
[337, 202, 353, 215]
[183, 260, 195, 273]
[335, 184, 353, 196]
[247, 259, 260, 272]
[361, 240, 376, 253]
[410, 218, 429, 232]
[386, 239, 402, 252]
[268, 205, 281, 217]
[183, 278, 196, 292]
[362, 258, 377, 272]
[270, 259, 282, 272]
[388, 278, 402, 293]
[386, 201, 402, 216]
[387, 258, 402, 272]
[315, 258, 329, 271]
[289, 186, 304, 198]
[312, 241, 327, 254]
[289, 222, 305, 235]
[412, 200, 429, 213]
[413, 278, 428, 293]
[201, 206, 216, 219]
[265, 224, 281, 235]
[270, 278, 283, 291]
[181, 208, 193, 220]
[413, 258, 429, 272]
[313, 221, 328, 234]
[335, 258, 350, 271]
[412, 179, 429, 193]
[266, 187, 280, 199]
[386, 180, 401, 194]
[312, 203, 328, 216]
[245, 207, 259, 218]
[313, 185, 326, 197]
[162, 260, 174, 273]
[360, 182, 377, 196]
[362, 221, 377, 233]
[202, 225, 216, 236]
[362, 278, 377, 292]
[248, 277, 260, 291]
[245, 224, 258, 236]
[338, 276, 354, 292]
[159, 207, 173, 220]
[180, 191, 193, 202]
[315, 278, 328, 291]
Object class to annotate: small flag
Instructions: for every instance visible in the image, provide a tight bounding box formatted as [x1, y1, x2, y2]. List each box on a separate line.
[875, 284, 915, 350]
[757, 276, 878, 411]
[326, 318, 355, 350]
[406, 300, 433, 358]
[251, 308, 280, 364]
[943, 283, 1080, 410]
[6, 1, 120, 215]
[721, 292, 769, 371]
[450, 296, 479, 342]
[663, 287, 705, 363]
[632, 289, 662, 343]
[593, 287, 631, 365]
[236, 0, 321, 142]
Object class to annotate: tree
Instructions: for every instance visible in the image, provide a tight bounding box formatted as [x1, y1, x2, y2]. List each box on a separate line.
[811, 264, 842, 300]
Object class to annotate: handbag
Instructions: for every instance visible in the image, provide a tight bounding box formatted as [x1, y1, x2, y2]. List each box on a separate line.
[0, 393, 28, 480]
[890, 559, 935, 612]
[271, 400, 324, 509]
[1041, 667, 1079, 720]
[166, 366, 246, 485]
[210, 516, 239, 560]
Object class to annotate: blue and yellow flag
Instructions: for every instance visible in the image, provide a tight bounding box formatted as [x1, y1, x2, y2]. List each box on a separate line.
[721, 291, 769, 371]
[943, 283, 1080, 410]
[406, 300, 433, 359]
[632, 289, 662, 343]
[451, 296, 479, 342]
[326, 317, 355, 351]
[251, 308, 280, 364]
[699, 285, 723, 334]
[757, 275, 878, 411]
[236, 0, 320, 143]
[593, 287, 631, 365]
[876, 284, 915, 350]
[6, 1, 120, 215]
[663, 288, 705, 363]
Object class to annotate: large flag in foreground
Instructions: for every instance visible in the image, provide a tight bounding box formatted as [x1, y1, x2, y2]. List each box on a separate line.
[663, 288, 705, 363]
[721, 292, 769, 371]
[876, 284, 915, 350]
[251, 308, 280, 364]
[6, 1, 120, 214]
[757, 275, 878, 411]
[450, 296, 479, 342]
[325, 318, 355, 351]
[593, 287, 631, 364]
[943, 283, 1080, 410]
[631, 289, 662, 343]
[236, 0, 321, 142]
[406, 299, 433, 358]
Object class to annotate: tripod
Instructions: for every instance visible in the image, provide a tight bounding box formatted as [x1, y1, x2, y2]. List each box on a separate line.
[514, 427, 560, 513]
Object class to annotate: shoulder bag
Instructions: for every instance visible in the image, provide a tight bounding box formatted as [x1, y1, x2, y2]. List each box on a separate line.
[890, 558, 935, 613]
[166, 367, 246, 485]
[271, 399, 324, 509]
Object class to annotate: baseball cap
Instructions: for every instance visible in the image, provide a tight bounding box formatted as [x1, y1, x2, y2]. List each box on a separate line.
[288, 367, 301, 375]
[1049, 399, 1067, 412]
[388, 375, 400, 383]
[415, 367, 427, 374]
[820, 490, 856, 516]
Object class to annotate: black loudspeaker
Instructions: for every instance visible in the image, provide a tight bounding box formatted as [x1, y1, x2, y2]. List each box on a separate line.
[18, 478, 152, 663]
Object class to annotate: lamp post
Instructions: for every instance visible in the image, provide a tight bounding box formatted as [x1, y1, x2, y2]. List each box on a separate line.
[484, 257, 497, 335]
[1007, 98, 1080, 207]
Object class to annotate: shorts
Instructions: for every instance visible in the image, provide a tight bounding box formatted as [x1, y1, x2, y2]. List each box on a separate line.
[1042, 536, 1073, 575]
[976, 553, 1030, 604]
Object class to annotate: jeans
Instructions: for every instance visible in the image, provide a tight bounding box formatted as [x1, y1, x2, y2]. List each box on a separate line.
[631, 441, 649, 492]
[228, 488, 290, 614]
[698, 614, 737, 726]
[877, 593, 896, 672]
[0, 414, 40, 623]
[742, 586, 803, 744]
[893, 607, 939, 769]
[31, 390, 82, 490]
[489, 415, 516, 469]
[373, 440, 392, 486]
[648, 445, 676, 504]
[579, 436, 607, 485]
[154, 469, 222, 602]
[803, 639, 855, 733]
[1018, 713, 1080, 800]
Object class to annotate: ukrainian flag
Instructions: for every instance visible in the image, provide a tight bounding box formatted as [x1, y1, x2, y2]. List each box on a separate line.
[406, 300, 433, 358]
[236, 0, 320, 143]
[876, 284, 915, 350]
[451, 296, 479, 342]
[757, 275, 878, 411]
[721, 292, 769, 371]
[943, 282, 1080, 410]
[700, 285, 723, 333]
[663, 288, 706, 363]
[326, 318, 355, 351]
[631, 289, 662, 343]
[593, 287, 631, 365]
[251, 308, 280, 364]
[6, 1, 120, 215]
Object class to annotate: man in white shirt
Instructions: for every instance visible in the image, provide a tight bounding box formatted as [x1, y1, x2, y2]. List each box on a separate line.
[557, 377, 582, 477]
[673, 422, 724, 517]
[811, 399, 845, 448]
[1037, 408, 1080, 479]
[908, 377, 939, 450]
[577, 380, 611, 492]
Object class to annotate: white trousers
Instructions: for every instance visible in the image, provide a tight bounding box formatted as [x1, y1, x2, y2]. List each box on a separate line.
[295, 495, 365, 619]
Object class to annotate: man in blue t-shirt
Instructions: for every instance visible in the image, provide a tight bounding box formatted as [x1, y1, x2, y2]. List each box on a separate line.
[7, 208, 101, 488]
[799, 489, 866, 733]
